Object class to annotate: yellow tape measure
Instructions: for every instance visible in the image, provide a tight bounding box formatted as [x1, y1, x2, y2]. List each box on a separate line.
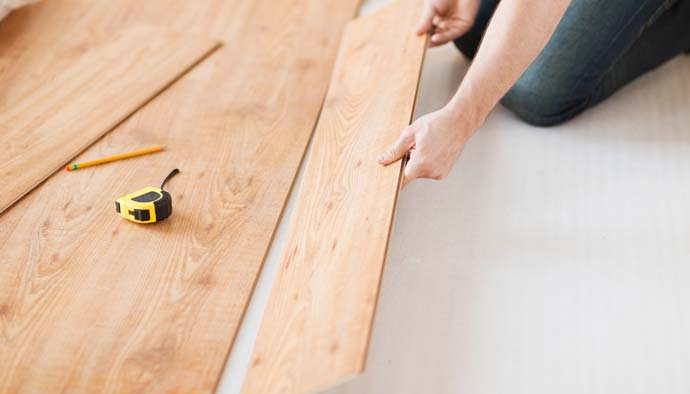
[115, 169, 179, 224]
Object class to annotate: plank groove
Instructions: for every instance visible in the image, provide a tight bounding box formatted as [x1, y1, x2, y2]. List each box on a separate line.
[0, 0, 360, 392]
[243, 1, 427, 392]
[0, 25, 220, 214]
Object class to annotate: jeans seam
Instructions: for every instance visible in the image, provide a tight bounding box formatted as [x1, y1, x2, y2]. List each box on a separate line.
[640, 0, 678, 35]
[587, 0, 679, 105]
[568, 0, 665, 96]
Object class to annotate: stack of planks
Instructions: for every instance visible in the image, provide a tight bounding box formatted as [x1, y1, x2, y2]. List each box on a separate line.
[0, 0, 361, 392]
[0, 0, 427, 392]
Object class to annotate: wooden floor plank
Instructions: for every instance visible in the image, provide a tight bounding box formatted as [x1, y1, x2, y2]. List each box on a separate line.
[0, 0, 254, 108]
[0, 0, 360, 392]
[243, 1, 427, 392]
[0, 25, 220, 214]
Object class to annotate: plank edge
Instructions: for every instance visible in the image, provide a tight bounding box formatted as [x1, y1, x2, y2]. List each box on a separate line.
[0, 32, 222, 216]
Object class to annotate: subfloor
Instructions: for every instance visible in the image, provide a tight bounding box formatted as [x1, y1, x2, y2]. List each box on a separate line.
[220, 1, 690, 392]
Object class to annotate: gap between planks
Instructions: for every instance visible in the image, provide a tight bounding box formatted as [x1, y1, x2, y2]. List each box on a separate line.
[0, 25, 220, 214]
[0, 0, 362, 392]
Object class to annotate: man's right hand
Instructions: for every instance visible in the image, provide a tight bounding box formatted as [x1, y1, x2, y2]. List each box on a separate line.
[417, 0, 481, 47]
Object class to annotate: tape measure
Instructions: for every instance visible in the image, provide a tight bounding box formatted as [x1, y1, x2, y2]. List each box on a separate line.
[115, 169, 180, 224]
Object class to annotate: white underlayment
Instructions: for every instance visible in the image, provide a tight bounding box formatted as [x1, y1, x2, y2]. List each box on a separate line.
[219, 0, 690, 392]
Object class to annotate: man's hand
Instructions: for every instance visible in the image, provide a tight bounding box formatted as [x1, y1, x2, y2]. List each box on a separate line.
[417, 0, 481, 47]
[394, 0, 571, 188]
[377, 106, 478, 187]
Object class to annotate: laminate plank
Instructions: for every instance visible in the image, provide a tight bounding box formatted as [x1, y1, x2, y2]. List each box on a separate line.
[0, 0, 254, 109]
[0, 25, 220, 214]
[0, 0, 361, 392]
[243, 1, 427, 392]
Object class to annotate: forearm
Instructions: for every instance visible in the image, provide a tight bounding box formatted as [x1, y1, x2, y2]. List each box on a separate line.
[380, 0, 573, 185]
[447, 0, 571, 126]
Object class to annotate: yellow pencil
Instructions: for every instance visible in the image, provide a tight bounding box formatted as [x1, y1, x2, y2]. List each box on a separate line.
[65, 145, 165, 171]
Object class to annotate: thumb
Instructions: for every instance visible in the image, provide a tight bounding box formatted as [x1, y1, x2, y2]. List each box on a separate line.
[402, 153, 424, 188]
[416, 4, 435, 35]
[378, 128, 415, 165]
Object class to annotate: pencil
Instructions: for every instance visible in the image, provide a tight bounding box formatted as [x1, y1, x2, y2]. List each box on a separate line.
[65, 145, 165, 171]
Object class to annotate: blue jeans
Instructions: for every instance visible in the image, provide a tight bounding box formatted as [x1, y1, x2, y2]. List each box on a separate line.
[454, 0, 690, 126]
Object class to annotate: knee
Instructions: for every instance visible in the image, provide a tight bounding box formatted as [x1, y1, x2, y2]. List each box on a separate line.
[501, 73, 588, 127]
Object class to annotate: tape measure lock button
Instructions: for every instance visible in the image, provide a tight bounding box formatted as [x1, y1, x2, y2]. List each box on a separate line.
[116, 169, 179, 224]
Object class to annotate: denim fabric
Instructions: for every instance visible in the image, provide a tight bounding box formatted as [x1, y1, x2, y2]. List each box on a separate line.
[454, 0, 690, 126]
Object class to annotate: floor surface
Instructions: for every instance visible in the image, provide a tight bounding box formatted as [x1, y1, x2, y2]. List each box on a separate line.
[220, 1, 690, 392]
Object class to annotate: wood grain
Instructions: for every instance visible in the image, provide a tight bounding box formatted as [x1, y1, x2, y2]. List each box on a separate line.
[0, 25, 219, 214]
[243, 1, 427, 392]
[0, 0, 360, 392]
[0, 0, 253, 109]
